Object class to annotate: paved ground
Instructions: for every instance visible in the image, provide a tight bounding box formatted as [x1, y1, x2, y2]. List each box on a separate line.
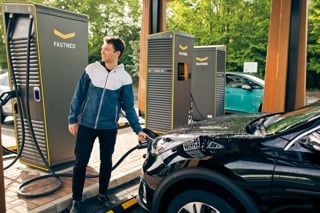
[2, 123, 146, 213]
[306, 91, 320, 104]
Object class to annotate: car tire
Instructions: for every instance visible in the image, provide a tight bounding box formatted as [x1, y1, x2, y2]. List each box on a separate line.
[167, 189, 236, 213]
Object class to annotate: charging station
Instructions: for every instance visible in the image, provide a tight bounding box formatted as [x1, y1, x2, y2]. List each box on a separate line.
[2, 3, 88, 170]
[145, 31, 194, 133]
[191, 45, 226, 121]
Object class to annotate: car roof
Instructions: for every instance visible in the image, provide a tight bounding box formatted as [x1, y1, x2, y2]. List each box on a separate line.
[226, 71, 265, 86]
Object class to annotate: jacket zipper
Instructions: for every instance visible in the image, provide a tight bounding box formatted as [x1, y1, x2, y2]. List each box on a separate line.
[95, 73, 109, 128]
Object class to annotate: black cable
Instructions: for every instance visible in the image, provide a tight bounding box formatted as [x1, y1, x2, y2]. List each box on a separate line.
[3, 13, 27, 170]
[111, 143, 148, 171]
[2, 13, 62, 197]
[16, 142, 149, 198]
[190, 93, 206, 121]
[16, 131, 154, 198]
[16, 14, 63, 198]
[2, 145, 16, 155]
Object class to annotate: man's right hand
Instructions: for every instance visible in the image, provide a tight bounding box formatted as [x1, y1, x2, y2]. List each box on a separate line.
[68, 123, 78, 136]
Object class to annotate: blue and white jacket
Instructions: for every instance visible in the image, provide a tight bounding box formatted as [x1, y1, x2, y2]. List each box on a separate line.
[68, 61, 142, 133]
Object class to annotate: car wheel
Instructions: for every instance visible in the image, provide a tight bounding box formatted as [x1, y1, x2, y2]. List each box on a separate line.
[167, 189, 236, 213]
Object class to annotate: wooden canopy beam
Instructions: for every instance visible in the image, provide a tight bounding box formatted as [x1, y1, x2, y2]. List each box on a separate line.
[0, 127, 6, 212]
[138, 0, 169, 115]
[262, 0, 307, 112]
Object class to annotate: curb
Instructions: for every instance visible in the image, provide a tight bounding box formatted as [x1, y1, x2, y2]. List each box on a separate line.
[30, 167, 142, 213]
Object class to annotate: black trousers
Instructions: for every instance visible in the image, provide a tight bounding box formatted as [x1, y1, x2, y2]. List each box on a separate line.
[72, 125, 117, 201]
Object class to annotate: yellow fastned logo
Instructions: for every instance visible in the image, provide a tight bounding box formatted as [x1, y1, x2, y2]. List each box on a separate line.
[178, 44, 188, 56]
[53, 29, 76, 49]
[196, 57, 209, 62]
[53, 29, 76, 39]
[195, 56, 209, 66]
[179, 44, 188, 51]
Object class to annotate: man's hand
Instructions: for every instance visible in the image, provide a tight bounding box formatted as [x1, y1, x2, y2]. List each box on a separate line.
[137, 131, 147, 142]
[68, 123, 78, 136]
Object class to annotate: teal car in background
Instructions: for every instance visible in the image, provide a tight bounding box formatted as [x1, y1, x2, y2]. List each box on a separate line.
[225, 72, 264, 113]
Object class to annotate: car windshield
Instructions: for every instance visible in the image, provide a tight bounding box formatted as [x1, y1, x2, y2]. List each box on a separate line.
[254, 105, 320, 135]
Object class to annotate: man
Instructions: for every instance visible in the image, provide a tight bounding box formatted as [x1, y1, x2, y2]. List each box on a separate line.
[68, 36, 146, 212]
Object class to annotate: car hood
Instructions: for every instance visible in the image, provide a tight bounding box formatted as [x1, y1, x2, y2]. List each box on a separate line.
[166, 113, 265, 136]
[149, 113, 267, 160]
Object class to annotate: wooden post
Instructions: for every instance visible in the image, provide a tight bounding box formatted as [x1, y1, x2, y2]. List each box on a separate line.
[293, 0, 307, 109]
[137, 0, 150, 116]
[0, 124, 6, 212]
[262, 0, 307, 112]
[263, 0, 291, 112]
[138, 0, 170, 116]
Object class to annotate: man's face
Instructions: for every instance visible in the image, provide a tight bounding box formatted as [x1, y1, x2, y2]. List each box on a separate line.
[101, 42, 119, 63]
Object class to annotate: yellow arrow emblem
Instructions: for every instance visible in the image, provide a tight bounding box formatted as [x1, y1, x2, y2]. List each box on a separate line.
[179, 44, 188, 51]
[53, 29, 76, 40]
[196, 57, 209, 62]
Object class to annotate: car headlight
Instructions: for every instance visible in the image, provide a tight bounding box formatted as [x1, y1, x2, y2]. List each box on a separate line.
[151, 134, 197, 155]
[145, 135, 194, 173]
[145, 134, 225, 174]
[152, 134, 225, 158]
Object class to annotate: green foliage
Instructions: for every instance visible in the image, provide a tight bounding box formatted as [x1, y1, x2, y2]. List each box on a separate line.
[308, 1, 320, 68]
[0, 0, 141, 82]
[306, 0, 320, 89]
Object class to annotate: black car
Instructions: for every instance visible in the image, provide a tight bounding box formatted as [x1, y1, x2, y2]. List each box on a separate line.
[138, 101, 320, 213]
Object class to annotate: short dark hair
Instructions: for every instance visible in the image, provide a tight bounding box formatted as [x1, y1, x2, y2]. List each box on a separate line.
[103, 36, 125, 58]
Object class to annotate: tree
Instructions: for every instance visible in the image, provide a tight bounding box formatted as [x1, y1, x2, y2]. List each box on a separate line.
[0, 0, 142, 84]
[307, 0, 320, 89]
[166, 0, 271, 77]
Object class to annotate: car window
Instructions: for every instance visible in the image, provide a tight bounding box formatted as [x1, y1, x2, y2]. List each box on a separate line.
[286, 127, 320, 153]
[226, 74, 248, 88]
[307, 130, 320, 151]
[243, 74, 264, 88]
[282, 123, 320, 153]
[266, 107, 320, 134]
[253, 106, 320, 136]
[247, 79, 262, 89]
[226, 74, 262, 89]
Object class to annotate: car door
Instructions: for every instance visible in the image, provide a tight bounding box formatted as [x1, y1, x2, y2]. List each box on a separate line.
[271, 125, 320, 212]
[225, 74, 263, 113]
